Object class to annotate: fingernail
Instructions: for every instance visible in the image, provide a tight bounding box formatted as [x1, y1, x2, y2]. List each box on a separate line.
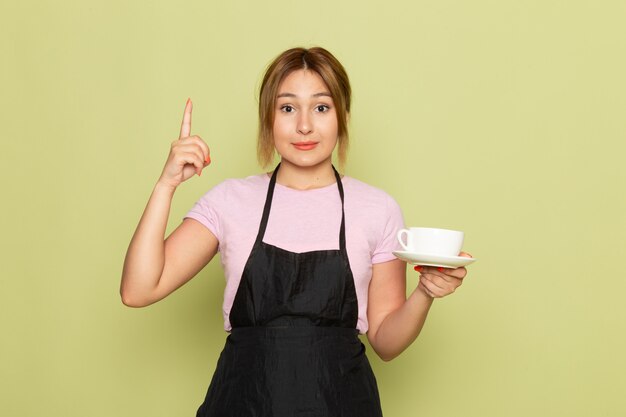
[437, 267, 444, 272]
[414, 266, 422, 272]
[205, 154, 211, 164]
[198, 170, 202, 177]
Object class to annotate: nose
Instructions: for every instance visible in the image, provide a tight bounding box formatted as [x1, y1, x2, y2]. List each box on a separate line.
[296, 113, 313, 135]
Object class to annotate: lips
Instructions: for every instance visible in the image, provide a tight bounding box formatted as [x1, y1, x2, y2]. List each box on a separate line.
[292, 141, 318, 151]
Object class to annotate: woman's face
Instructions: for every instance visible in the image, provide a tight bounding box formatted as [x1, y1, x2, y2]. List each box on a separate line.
[273, 69, 338, 169]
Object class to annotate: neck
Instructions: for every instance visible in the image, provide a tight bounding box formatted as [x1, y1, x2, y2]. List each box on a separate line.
[274, 159, 337, 190]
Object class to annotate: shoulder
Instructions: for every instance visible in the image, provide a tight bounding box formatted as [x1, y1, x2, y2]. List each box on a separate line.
[343, 176, 401, 212]
[197, 173, 269, 205]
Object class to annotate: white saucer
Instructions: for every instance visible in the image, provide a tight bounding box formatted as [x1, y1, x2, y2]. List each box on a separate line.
[392, 251, 477, 268]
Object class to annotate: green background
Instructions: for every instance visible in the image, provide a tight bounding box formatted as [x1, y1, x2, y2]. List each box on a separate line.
[2, 0, 625, 415]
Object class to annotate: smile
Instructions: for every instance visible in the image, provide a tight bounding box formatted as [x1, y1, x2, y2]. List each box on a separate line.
[292, 142, 318, 151]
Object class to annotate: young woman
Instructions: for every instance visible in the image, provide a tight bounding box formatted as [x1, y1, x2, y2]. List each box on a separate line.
[121, 47, 470, 416]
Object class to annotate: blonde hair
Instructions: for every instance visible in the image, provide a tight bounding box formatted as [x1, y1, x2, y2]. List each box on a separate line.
[257, 47, 352, 168]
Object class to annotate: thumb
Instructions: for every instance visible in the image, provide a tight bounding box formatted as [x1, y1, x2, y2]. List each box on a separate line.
[459, 251, 473, 258]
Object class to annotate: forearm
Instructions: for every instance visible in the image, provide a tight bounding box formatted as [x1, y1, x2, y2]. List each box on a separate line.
[120, 181, 176, 305]
[370, 286, 434, 361]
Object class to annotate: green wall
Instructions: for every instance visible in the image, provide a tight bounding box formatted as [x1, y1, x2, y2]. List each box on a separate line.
[2, 0, 625, 415]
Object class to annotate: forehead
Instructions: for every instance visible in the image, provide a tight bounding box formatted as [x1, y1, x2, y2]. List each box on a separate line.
[277, 69, 330, 94]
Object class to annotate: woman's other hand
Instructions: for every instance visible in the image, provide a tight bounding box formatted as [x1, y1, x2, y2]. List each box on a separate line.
[414, 251, 472, 298]
[157, 99, 211, 189]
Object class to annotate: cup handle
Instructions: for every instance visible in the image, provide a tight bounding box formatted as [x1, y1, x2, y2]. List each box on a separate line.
[397, 229, 410, 251]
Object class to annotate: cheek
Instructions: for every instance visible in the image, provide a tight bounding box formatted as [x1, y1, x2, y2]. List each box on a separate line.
[271, 126, 281, 144]
[326, 120, 339, 140]
[327, 112, 339, 134]
[272, 129, 286, 148]
[272, 123, 289, 149]
[273, 117, 289, 137]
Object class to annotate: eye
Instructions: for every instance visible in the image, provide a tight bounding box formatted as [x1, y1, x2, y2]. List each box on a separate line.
[280, 105, 295, 113]
[315, 105, 330, 113]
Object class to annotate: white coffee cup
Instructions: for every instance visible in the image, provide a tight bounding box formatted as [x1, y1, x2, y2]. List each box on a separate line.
[397, 227, 464, 256]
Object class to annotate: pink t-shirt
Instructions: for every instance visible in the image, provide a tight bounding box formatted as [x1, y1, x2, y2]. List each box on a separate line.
[184, 173, 405, 334]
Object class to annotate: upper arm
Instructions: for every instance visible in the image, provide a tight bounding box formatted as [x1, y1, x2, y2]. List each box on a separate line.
[151, 217, 219, 302]
[366, 259, 407, 344]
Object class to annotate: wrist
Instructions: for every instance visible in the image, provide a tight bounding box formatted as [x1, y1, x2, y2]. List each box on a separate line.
[413, 284, 435, 303]
[154, 180, 177, 195]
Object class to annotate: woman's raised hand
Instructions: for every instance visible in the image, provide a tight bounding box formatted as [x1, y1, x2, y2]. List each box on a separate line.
[157, 99, 211, 189]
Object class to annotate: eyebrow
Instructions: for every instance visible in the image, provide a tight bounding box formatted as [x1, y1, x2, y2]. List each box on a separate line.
[276, 92, 332, 98]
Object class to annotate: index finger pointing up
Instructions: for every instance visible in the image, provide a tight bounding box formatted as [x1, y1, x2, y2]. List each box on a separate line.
[179, 98, 192, 139]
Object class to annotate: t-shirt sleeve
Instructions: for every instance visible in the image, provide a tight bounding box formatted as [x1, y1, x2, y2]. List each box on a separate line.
[371, 194, 405, 264]
[183, 183, 224, 244]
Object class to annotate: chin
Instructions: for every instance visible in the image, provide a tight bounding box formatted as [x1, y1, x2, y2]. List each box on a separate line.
[281, 155, 332, 169]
